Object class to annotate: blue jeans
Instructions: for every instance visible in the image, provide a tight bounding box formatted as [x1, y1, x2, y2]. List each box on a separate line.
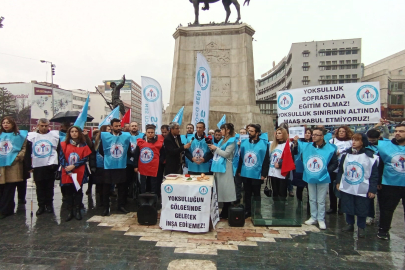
[308, 183, 329, 222]
[346, 214, 366, 229]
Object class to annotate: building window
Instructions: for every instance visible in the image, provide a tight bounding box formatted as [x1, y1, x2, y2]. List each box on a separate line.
[303, 62, 309, 66]
[332, 49, 338, 55]
[346, 48, 351, 55]
[319, 52, 325, 56]
[303, 53, 309, 57]
[346, 60, 351, 64]
[326, 75, 331, 80]
[399, 70, 403, 75]
[352, 65, 357, 69]
[389, 95, 403, 105]
[352, 60, 357, 64]
[352, 47, 358, 54]
[339, 60, 344, 64]
[303, 81, 309, 85]
[345, 75, 351, 79]
[303, 67, 309, 71]
[352, 74, 357, 78]
[339, 65, 345, 70]
[339, 80, 344, 84]
[332, 66, 337, 70]
[320, 76, 325, 80]
[73, 104, 83, 109]
[339, 75, 344, 79]
[332, 75, 337, 79]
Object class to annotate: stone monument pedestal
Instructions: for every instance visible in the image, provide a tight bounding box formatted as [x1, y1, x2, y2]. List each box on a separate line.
[164, 23, 273, 135]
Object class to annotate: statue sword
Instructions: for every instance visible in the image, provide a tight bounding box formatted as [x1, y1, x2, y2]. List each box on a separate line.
[95, 86, 113, 110]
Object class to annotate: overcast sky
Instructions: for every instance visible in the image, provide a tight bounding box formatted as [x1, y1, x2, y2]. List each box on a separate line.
[1, 0, 404, 107]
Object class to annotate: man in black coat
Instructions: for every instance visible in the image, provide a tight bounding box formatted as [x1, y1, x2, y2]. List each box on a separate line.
[164, 122, 191, 175]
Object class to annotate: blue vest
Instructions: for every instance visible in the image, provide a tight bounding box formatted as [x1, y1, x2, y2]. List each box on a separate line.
[59, 131, 67, 143]
[233, 134, 241, 176]
[260, 132, 268, 142]
[299, 140, 336, 184]
[92, 140, 104, 168]
[324, 133, 332, 144]
[211, 137, 236, 173]
[294, 142, 305, 173]
[127, 133, 144, 165]
[240, 139, 268, 180]
[377, 141, 405, 187]
[188, 137, 210, 173]
[101, 132, 131, 169]
[0, 130, 28, 167]
[366, 138, 390, 155]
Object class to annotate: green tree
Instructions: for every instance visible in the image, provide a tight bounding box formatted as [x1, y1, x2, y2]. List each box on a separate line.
[0, 87, 17, 118]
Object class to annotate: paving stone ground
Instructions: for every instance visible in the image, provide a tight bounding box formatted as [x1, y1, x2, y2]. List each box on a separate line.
[0, 180, 404, 269]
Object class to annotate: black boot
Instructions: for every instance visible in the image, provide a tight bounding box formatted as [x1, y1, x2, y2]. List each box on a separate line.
[65, 208, 74, 222]
[36, 206, 45, 216]
[45, 205, 54, 213]
[75, 206, 82, 220]
[102, 207, 110, 216]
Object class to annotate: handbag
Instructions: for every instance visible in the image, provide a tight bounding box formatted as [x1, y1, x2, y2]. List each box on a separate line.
[264, 177, 272, 197]
[54, 166, 62, 181]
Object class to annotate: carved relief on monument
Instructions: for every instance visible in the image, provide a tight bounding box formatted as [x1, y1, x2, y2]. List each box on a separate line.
[195, 42, 230, 67]
[211, 77, 231, 97]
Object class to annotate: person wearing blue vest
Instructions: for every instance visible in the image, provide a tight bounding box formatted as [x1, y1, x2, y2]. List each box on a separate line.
[209, 123, 237, 219]
[99, 118, 132, 216]
[213, 129, 223, 146]
[0, 116, 28, 219]
[184, 122, 213, 175]
[125, 122, 144, 201]
[237, 124, 270, 218]
[336, 133, 378, 238]
[234, 127, 247, 204]
[376, 123, 405, 240]
[294, 127, 338, 230]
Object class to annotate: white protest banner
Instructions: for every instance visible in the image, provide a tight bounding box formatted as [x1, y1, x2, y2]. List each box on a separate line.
[210, 180, 220, 227]
[239, 134, 249, 141]
[191, 53, 211, 133]
[289, 127, 305, 138]
[160, 182, 212, 233]
[277, 82, 381, 126]
[141, 76, 163, 134]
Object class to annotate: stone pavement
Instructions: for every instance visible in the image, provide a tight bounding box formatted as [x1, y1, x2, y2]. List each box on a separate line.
[0, 180, 404, 269]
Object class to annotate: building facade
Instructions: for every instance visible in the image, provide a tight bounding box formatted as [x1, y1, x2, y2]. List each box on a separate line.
[362, 49, 405, 120]
[257, 38, 362, 101]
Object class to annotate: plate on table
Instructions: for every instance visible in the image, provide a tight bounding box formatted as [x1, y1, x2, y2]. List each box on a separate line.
[182, 176, 197, 182]
[165, 174, 180, 180]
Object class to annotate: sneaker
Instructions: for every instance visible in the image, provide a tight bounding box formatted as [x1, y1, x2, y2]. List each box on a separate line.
[304, 218, 318, 225]
[318, 221, 326, 230]
[377, 229, 390, 240]
[366, 217, 374, 225]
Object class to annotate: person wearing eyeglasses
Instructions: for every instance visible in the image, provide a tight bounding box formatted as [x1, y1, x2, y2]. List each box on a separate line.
[293, 127, 338, 230]
[374, 123, 405, 240]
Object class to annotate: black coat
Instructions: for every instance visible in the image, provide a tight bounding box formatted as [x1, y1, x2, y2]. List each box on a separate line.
[336, 148, 378, 217]
[164, 133, 185, 175]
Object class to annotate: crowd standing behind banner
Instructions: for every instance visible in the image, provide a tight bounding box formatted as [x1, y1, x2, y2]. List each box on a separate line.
[0, 116, 404, 241]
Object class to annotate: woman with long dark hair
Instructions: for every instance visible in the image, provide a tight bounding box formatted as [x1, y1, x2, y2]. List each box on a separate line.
[0, 116, 28, 219]
[59, 126, 92, 221]
[327, 125, 354, 214]
[209, 123, 237, 219]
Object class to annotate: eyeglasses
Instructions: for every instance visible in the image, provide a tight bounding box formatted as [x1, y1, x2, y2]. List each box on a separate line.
[312, 134, 323, 137]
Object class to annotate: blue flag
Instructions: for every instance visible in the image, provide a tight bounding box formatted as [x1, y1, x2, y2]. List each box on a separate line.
[98, 106, 120, 129]
[172, 106, 184, 125]
[217, 114, 226, 129]
[73, 94, 89, 130]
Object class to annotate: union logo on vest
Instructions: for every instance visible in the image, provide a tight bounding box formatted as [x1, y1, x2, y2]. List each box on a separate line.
[306, 155, 325, 173]
[110, 143, 124, 159]
[391, 154, 405, 173]
[277, 92, 293, 110]
[34, 140, 53, 158]
[270, 149, 282, 167]
[213, 153, 221, 162]
[68, 152, 80, 165]
[130, 142, 137, 152]
[197, 67, 209, 90]
[244, 151, 258, 168]
[356, 85, 379, 105]
[193, 148, 204, 159]
[140, 147, 154, 163]
[0, 140, 13, 156]
[344, 161, 365, 185]
[143, 85, 160, 102]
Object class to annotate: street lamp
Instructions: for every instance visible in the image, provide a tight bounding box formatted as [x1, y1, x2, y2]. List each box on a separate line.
[40, 60, 56, 124]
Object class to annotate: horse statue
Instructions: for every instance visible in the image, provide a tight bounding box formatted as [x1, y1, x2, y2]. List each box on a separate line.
[189, 0, 251, 25]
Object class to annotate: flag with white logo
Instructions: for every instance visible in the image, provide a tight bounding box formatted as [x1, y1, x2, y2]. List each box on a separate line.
[98, 106, 120, 129]
[141, 76, 163, 134]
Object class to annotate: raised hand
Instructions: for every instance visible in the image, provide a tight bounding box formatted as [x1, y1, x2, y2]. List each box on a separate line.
[244, 0, 250, 6]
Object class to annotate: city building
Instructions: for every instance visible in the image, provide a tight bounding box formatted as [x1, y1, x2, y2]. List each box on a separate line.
[362, 49, 405, 120]
[256, 38, 362, 101]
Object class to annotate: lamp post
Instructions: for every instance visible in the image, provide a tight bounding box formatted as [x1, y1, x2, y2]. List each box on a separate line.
[40, 60, 55, 127]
